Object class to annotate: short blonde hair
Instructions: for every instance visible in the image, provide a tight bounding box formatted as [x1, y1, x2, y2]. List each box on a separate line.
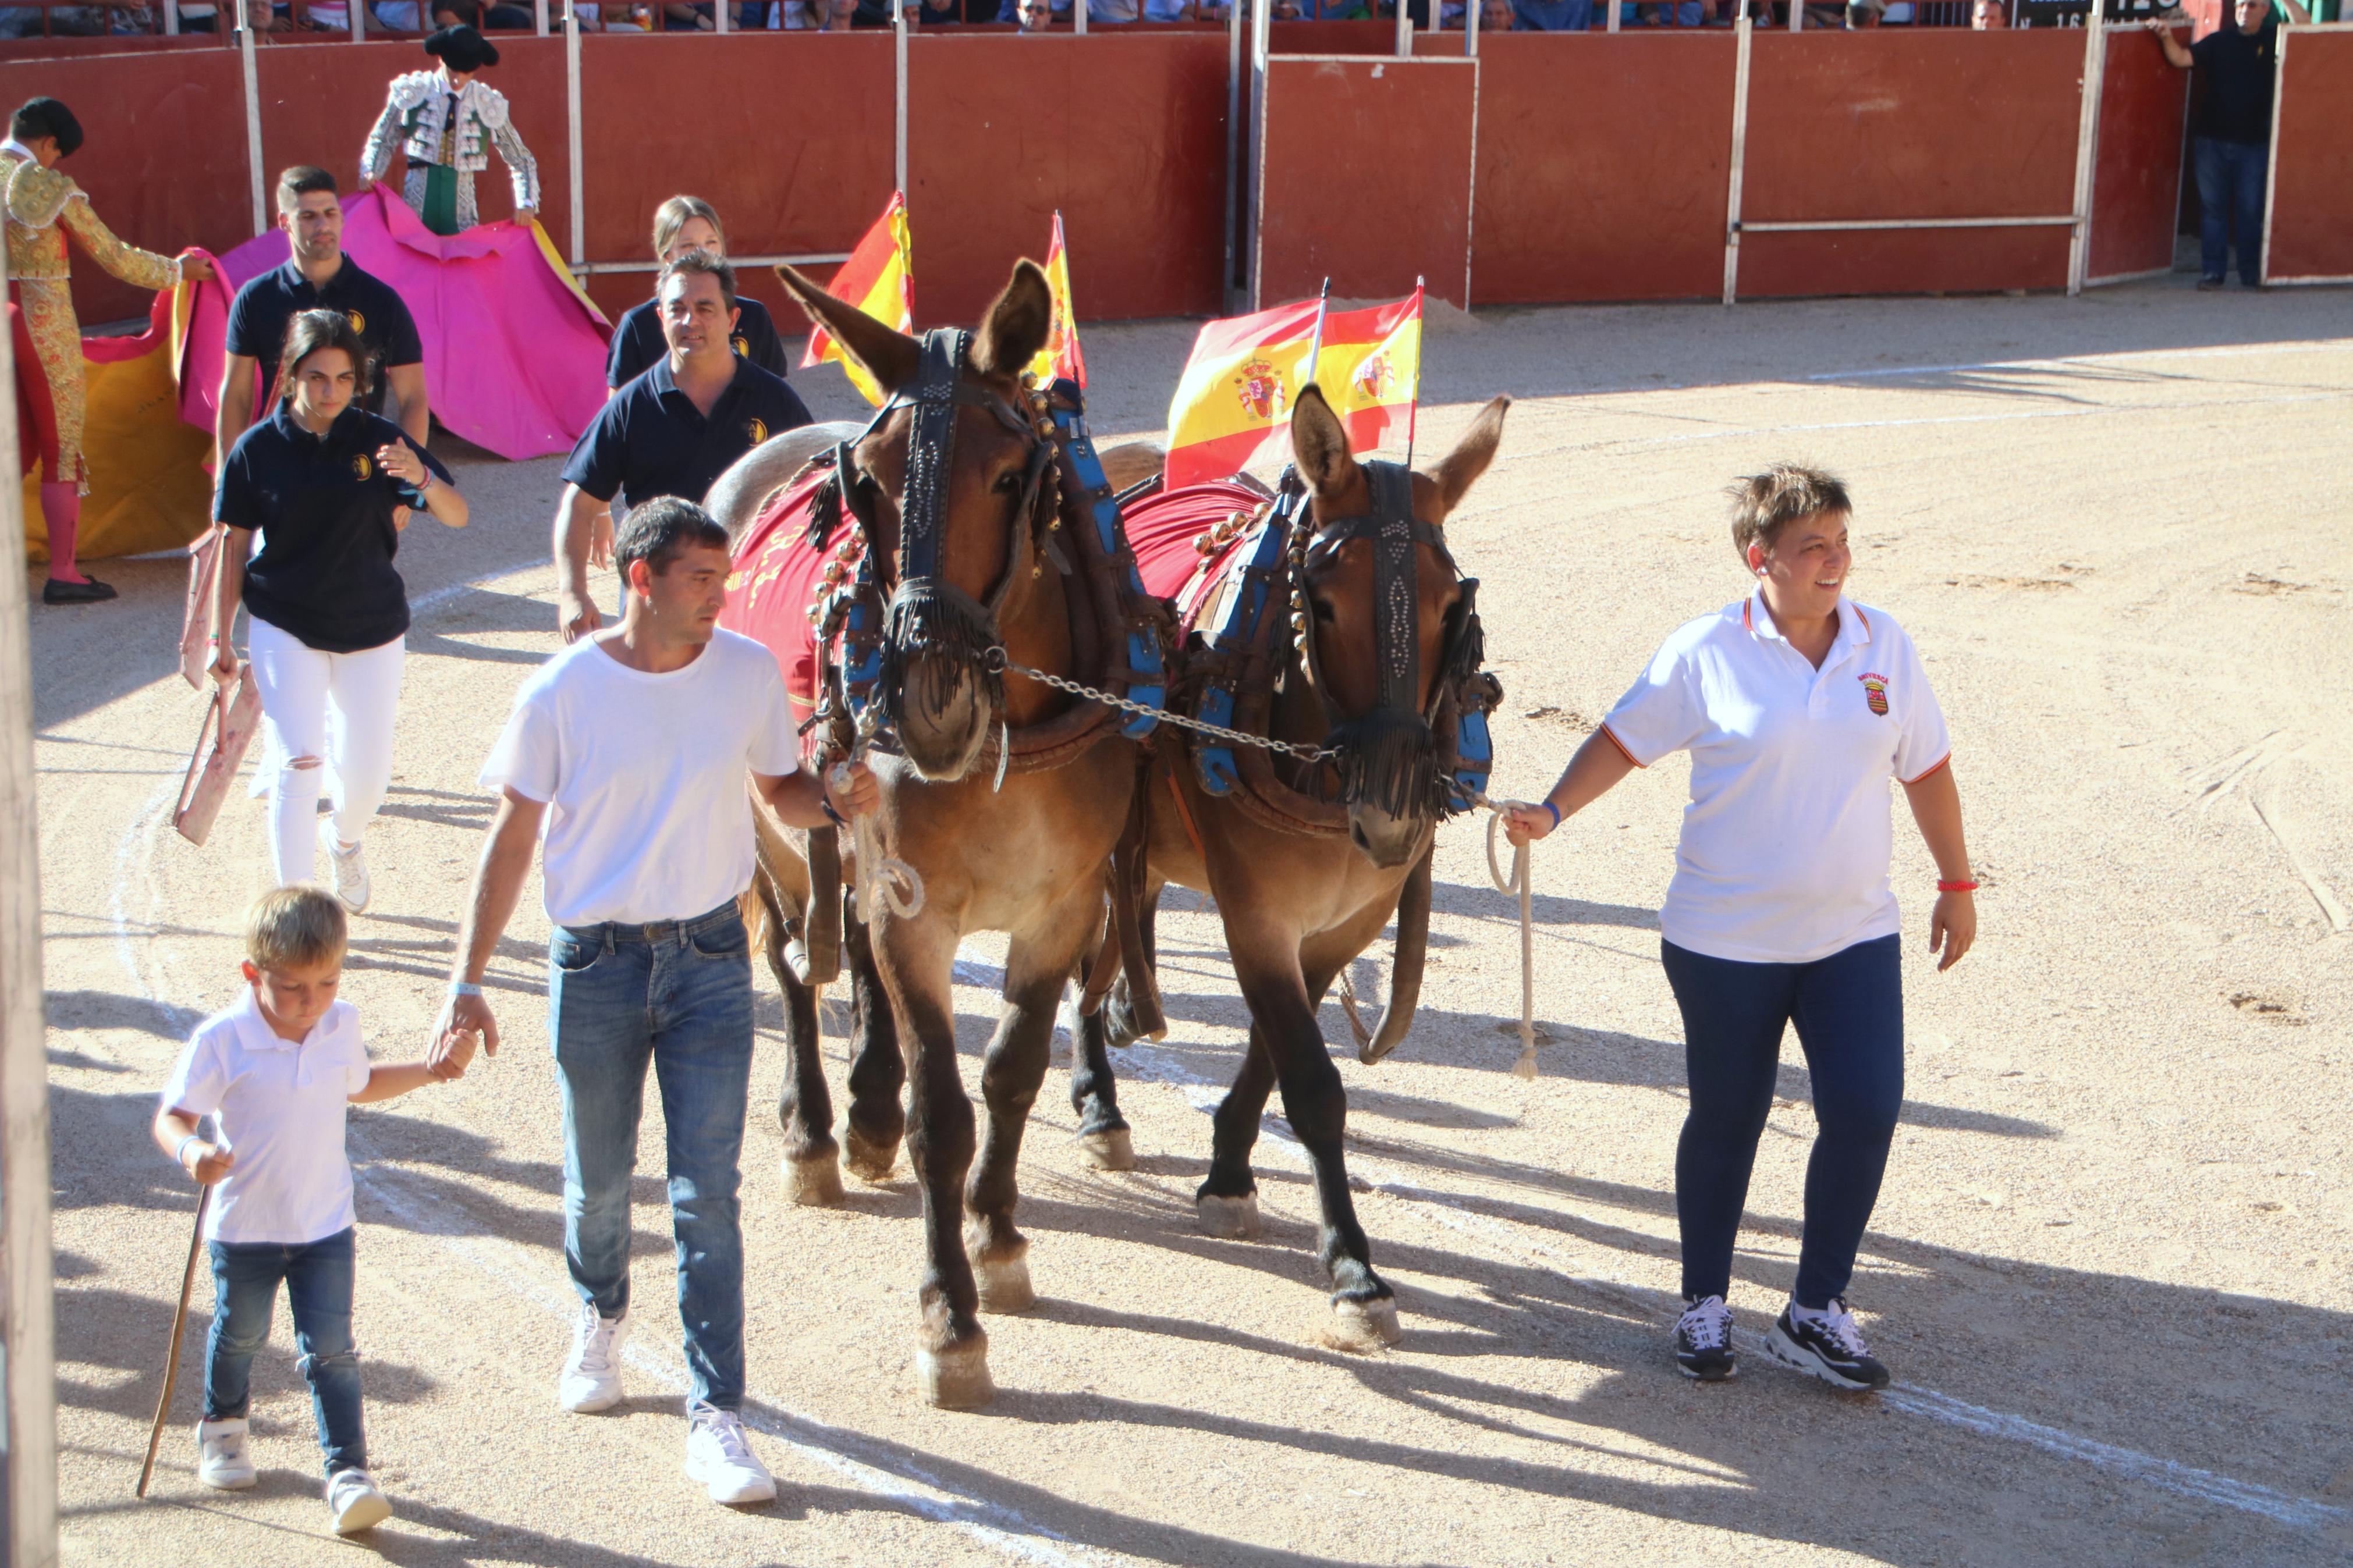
[244, 886, 347, 972]
[1727, 463, 1852, 560]
[652, 195, 723, 261]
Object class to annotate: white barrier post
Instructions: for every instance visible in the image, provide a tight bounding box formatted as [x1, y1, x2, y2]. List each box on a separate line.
[1788, 0, 1799, 32]
[894, 3, 908, 196]
[1076, 0, 1087, 35]
[236, 20, 267, 236]
[1248, 0, 1273, 308]
[566, 2, 585, 269]
[0, 205, 57, 1568]
[1394, 0, 1408, 56]
[1723, 10, 1752, 304]
[351, 0, 364, 40]
[2065, 0, 2105, 294]
[1607, 0, 1620, 34]
[1223, 0, 1243, 310]
[1464, 0, 1477, 56]
[537, 0, 549, 35]
[715, 0, 727, 34]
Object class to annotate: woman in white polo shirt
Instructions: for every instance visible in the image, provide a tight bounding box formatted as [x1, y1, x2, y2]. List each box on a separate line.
[1507, 463, 1976, 1392]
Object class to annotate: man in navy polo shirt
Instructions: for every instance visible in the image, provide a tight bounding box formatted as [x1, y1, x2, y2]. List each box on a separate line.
[553, 250, 811, 643]
[219, 168, 430, 460]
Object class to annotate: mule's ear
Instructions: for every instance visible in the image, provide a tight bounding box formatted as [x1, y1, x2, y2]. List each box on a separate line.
[1291, 383, 1356, 500]
[1430, 394, 1509, 517]
[775, 261, 921, 399]
[971, 258, 1053, 379]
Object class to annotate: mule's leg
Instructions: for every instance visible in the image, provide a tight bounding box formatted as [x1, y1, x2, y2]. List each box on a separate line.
[966, 899, 1094, 1313]
[1196, 1024, 1278, 1240]
[1235, 931, 1401, 1352]
[1068, 894, 1142, 1172]
[840, 902, 908, 1183]
[872, 909, 991, 1408]
[762, 875, 843, 1206]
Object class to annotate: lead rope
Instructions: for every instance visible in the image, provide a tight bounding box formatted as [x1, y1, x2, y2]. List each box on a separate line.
[1472, 792, 1539, 1080]
[829, 735, 925, 922]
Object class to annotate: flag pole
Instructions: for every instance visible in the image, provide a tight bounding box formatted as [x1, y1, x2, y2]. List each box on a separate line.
[1302, 275, 1331, 397]
[1404, 276, 1424, 470]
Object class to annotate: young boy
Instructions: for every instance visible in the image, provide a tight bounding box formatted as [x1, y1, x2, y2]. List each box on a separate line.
[152, 886, 460, 1534]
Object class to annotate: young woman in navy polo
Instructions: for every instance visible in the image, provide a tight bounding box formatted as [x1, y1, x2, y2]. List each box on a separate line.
[208, 310, 468, 913]
[1506, 464, 1977, 1392]
[604, 196, 789, 392]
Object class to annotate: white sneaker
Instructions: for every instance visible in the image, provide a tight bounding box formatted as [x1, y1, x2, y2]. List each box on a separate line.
[195, 1417, 256, 1489]
[319, 819, 371, 914]
[683, 1400, 776, 1505]
[325, 1467, 392, 1534]
[558, 1302, 629, 1413]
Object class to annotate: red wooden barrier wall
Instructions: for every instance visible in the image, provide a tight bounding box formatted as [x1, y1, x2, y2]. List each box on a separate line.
[1465, 34, 1735, 305]
[2265, 29, 2353, 283]
[2089, 26, 2189, 283]
[1255, 55, 1475, 308]
[906, 31, 1229, 328]
[0, 48, 251, 325]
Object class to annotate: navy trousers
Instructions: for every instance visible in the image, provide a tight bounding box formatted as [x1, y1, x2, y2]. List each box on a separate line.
[2193, 135, 2268, 288]
[1661, 934, 1903, 1310]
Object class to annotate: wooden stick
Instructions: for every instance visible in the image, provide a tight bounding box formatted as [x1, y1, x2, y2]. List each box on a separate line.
[136, 1186, 212, 1499]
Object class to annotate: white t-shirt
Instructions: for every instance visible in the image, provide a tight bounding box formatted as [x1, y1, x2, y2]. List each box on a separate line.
[1601, 589, 1951, 965]
[160, 993, 373, 1246]
[481, 630, 798, 927]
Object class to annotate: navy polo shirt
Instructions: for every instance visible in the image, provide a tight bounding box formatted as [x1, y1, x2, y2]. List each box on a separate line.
[225, 255, 424, 408]
[560, 355, 813, 510]
[606, 295, 791, 390]
[215, 404, 451, 655]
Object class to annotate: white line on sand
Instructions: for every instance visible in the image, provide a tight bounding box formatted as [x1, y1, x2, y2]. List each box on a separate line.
[1805, 339, 2353, 383]
[1076, 1005, 2350, 1533]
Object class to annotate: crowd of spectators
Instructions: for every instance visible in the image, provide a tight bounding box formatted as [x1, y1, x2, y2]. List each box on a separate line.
[0, 0, 2120, 35]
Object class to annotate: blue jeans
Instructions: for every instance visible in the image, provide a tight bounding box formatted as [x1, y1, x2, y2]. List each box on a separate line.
[2194, 135, 2268, 287]
[1660, 934, 1903, 1310]
[204, 1227, 364, 1477]
[550, 901, 755, 1411]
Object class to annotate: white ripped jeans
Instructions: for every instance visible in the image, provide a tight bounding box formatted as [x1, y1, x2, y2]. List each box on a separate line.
[245, 617, 407, 888]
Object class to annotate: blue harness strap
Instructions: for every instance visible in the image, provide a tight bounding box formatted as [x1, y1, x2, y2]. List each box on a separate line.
[1047, 382, 1164, 738]
[1190, 486, 1301, 797]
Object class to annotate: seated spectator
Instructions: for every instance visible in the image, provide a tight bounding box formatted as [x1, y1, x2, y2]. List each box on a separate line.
[661, 1, 714, 24]
[1846, 0, 1882, 23]
[1513, 0, 1589, 24]
[1970, 0, 2005, 22]
[917, 0, 999, 19]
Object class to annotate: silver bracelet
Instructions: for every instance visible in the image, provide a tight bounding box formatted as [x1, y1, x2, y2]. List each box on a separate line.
[449, 981, 482, 998]
[175, 1133, 203, 1169]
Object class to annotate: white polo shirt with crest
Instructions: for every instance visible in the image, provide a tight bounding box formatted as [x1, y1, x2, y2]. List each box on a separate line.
[160, 992, 374, 1246]
[1599, 588, 1951, 966]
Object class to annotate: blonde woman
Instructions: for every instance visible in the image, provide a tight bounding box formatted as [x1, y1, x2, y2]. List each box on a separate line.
[605, 195, 790, 392]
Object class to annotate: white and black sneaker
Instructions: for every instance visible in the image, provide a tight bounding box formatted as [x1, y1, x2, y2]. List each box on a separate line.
[1765, 1297, 1890, 1391]
[1673, 1294, 1737, 1381]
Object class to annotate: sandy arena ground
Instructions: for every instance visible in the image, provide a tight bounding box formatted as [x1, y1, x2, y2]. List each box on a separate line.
[29, 279, 2353, 1567]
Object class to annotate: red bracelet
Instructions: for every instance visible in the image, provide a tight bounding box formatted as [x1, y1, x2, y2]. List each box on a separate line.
[1937, 879, 1979, 893]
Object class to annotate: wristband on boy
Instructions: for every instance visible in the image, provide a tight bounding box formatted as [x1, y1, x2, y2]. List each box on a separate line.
[1936, 879, 1979, 893]
[1542, 801, 1561, 830]
[175, 1133, 203, 1169]
[449, 981, 483, 998]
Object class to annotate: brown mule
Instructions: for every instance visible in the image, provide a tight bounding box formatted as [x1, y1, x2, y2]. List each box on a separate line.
[1078, 384, 1509, 1350]
[727, 260, 1149, 1409]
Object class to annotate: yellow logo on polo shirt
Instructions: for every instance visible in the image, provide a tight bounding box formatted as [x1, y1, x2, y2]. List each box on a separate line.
[345, 308, 366, 336]
[745, 417, 768, 446]
[1858, 673, 1889, 716]
[732, 333, 750, 357]
[352, 453, 374, 480]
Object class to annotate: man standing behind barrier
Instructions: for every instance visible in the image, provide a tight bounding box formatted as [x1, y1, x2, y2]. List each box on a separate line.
[2150, 0, 2309, 290]
[433, 498, 875, 1507]
[220, 168, 430, 460]
[553, 251, 811, 642]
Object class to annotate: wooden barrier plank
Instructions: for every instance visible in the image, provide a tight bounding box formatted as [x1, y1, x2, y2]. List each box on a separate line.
[2265, 29, 2353, 283]
[906, 31, 1228, 328]
[1255, 55, 1474, 309]
[2089, 26, 2189, 283]
[0, 49, 251, 325]
[1465, 34, 1735, 305]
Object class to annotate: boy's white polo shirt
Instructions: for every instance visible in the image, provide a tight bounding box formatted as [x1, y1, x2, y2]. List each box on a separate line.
[1600, 588, 1951, 966]
[161, 992, 372, 1246]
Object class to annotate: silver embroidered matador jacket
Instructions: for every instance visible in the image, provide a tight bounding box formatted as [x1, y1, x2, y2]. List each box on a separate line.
[361, 70, 539, 235]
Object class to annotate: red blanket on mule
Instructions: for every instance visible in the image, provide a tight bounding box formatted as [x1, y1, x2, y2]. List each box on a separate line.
[718, 467, 837, 752]
[1122, 478, 1276, 635]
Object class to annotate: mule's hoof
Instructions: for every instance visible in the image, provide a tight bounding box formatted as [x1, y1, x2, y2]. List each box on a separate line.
[843, 1129, 901, 1185]
[915, 1339, 995, 1409]
[1320, 1297, 1403, 1353]
[1197, 1192, 1261, 1240]
[1076, 1126, 1135, 1172]
[974, 1252, 1037, 1315]
[778, 1149, 844, 1207]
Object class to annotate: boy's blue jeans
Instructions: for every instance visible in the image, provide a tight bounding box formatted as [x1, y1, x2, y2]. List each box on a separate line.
[204, 1226, 365, 1477]
[549, 901, 755, 1411]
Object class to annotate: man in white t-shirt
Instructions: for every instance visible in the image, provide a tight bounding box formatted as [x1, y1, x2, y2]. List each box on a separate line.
[431, 496, 874, 1507]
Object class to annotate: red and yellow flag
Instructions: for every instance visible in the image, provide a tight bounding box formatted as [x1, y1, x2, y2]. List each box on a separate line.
[1025, 211, 1087, 389]
[1163, 285, 1422, 490]
[801, 190, 912, 407]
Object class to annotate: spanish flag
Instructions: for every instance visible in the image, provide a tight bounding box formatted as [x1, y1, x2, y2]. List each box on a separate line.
[801, 190, 912, 407]
[1163, 285, 1422, 490]
[1026, 211, 1087, 389]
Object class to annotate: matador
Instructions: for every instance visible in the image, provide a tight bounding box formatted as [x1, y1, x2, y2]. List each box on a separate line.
[360, 26, 540, 239]
[4, 96, 211, 605]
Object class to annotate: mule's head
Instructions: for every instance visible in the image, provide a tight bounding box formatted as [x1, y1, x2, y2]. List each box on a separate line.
[1289, 385, 1508, 869]
[776, 258, 1057, 781]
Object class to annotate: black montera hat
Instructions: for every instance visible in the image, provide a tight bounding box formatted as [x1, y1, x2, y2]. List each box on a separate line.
[424, 24, 499, 74]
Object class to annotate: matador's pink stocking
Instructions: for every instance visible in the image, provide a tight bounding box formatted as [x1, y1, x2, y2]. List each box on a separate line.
[40, 479, 84, 583]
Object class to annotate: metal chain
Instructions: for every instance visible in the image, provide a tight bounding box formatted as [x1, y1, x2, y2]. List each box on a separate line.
[999, 659, 1340, 763]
